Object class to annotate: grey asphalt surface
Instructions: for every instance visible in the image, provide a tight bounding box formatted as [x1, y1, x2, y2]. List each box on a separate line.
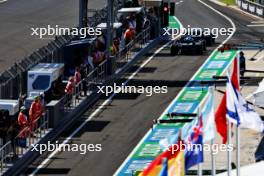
[23, 0, 263, 176]
[0, 0, 106, 71]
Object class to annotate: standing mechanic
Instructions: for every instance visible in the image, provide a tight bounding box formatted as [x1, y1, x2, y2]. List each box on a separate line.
[29, 96, 43, 132]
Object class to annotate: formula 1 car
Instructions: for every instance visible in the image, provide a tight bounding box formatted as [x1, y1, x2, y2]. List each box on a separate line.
[170, 35, 206, 55]
[191, 30, 216, 46]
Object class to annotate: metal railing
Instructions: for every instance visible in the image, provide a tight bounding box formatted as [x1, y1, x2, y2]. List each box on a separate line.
[115, 27, 151, 64]
[0, 112, 49, 173]
[0, 24, 152, 175]
[58, 27, 151, 111]
[0, 0, 122, 100]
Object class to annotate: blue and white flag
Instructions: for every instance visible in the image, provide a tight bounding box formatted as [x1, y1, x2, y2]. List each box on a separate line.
[226, 74, 264, 133]
[202, 87, 216, 142]
[185, 116, 204, 171]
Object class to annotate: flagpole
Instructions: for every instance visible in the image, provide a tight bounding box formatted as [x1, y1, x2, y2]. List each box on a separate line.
[210, 86, 216, 176]
[236, 56, 241, 176]
[210, 139, 216, 176]
[227, 118, 232, 176]
[227, 68, 232, 176]
[236, 126, 240, 176]
[198, 164, 202, 176]
[196, 106, 202, 176]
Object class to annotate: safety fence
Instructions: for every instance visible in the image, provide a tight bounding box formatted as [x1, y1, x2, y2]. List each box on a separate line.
[0, 25, 152, 174]
[114, 27, 151, 70]
[0, 112, 49, 173]
[0, 0, 122, 100]
[237, 0, 264, 17]
[62, 26, 151, 109]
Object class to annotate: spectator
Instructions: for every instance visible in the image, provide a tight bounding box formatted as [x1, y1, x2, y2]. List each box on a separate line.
[239, 51, 246, 76]
[124, 27, 135, 45]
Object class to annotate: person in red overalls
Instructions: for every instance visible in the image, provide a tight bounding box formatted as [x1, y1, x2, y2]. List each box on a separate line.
[64, 76, 75, 106]
[74, 67, 81, 84]
[17, 106, 29, 138]
[29, 96, 43, 133]
[124, 27, 135, 45]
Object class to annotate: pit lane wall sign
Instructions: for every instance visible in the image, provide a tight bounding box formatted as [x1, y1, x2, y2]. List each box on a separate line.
[114, 19, 237, 176]
[237, 0, 264, 17]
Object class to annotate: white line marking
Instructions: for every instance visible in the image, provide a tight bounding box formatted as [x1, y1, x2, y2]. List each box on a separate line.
[114, 0, 237, 174]
[247, 24, 264, 27]
[29, 17, 183, 176]
[254, 55, 264, 63]
[0, 0, 7, 3]
[246, 93, 253, 100]
[251, 21, 264, 24]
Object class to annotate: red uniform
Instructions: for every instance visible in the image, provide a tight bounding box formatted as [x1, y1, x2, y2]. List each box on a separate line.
[124, 28, 135, 43]
[65, 79, 75, 94]
[18, 112, 28, 130]
[74, 70, 81, 84]
[29, 101, 42, 122]
[18, 112, 29, 137]
[29, 100, 43, 131]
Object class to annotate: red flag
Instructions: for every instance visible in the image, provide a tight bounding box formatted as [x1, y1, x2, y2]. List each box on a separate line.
[215, 58, 240, 143]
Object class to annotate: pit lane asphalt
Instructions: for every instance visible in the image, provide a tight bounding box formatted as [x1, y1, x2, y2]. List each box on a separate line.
[0, 0, 106, 71]
[24, 0, 262, 175]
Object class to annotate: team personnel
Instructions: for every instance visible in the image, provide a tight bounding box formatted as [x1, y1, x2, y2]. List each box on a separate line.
[239, 51, 246, 77]
[65, 76, 75, 106]
[29, 96, 43, 132]
[124, 27, 135, 45]
[17, 106, 29, 137]
[74, 67, 81, 84]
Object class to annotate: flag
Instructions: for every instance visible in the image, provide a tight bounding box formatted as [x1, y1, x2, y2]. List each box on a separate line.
[168, 150, 185, 176]
[159, 118, 197, 151]
[202, 87, 215, 142]
[140, 140, 184, 176]
[226, 74, 264, 133]
[185, 115, 204, 171]
[215, 58, 240, 143]
[182, 118, 198, 141]
[159, 158, 168, 176]
[159, 134, 178, 151]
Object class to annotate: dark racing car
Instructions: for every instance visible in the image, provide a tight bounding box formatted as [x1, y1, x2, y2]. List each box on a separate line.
[191, 29, 216, 46]
[170, 35, 206, 55]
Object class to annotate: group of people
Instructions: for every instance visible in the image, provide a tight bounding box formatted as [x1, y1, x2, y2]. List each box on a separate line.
[17, 96, 45, 138]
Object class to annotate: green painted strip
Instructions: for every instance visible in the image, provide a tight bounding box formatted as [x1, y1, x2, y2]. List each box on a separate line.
[169, 15, 180, 29]
[116, 13, 238, 175]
